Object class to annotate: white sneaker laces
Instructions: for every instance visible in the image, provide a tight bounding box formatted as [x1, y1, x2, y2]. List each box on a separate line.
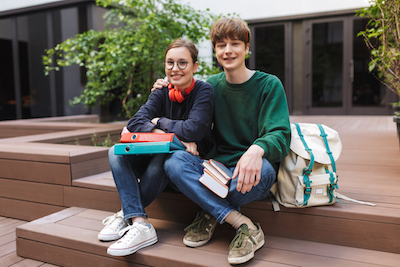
[102, 211, 125, 231]
[117, 223, 150, 243]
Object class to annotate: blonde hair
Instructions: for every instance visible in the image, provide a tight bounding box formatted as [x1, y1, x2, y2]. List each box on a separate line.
[210, 18, 251, 48]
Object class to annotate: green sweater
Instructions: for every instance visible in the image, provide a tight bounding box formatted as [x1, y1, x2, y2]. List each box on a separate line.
[206, 71, 291, 171]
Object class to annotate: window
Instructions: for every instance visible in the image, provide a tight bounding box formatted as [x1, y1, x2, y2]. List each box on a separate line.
[0, 19, 16, 120]
[0, 4, 96, 121]
[254, 25, 285, 83]
[311, 21, 343, 108]
[250, 23, 292, 112]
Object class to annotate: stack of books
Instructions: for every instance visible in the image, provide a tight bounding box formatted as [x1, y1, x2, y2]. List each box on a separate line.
[200, 159, 232, 198]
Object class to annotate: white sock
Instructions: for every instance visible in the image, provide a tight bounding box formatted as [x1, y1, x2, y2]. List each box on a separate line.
[224, 210, 257, 230]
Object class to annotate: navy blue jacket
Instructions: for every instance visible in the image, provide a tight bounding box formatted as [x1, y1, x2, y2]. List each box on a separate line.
[126, 80, 214, 155]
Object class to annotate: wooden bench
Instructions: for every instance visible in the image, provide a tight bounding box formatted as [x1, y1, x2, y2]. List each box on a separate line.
[0, 115, 125, 220]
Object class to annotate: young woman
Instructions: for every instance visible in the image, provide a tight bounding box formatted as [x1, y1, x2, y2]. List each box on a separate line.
[99, 38, 214, 257]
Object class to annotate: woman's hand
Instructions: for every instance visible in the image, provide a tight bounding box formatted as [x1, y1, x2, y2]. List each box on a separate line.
[151, 117, 160, 125]
[121, 126, 130, 136]
[151, 128, 165, 133]
[181, 141, 199, 156]
[151, 77, 169, 92]
[150, 117, 165, 133]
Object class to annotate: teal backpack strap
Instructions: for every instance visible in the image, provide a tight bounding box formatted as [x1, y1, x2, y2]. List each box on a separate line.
[294, 123, 313, 206]
[317, 124, 341, 204]
[317, 124, 336, 172]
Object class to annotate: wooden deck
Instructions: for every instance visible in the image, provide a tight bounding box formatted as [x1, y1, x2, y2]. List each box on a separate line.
[0, 115, 399, 266]
[0, 216, 58, 266]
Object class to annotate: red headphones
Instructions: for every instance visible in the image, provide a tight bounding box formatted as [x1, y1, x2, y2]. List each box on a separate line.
[168, 78, 196, 103]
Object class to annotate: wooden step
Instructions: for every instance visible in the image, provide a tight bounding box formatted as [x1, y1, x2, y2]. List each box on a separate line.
[15, 207, 400, 267]
[0, 142, 111, 185]
[70, 171, 400, 254]
[72, 171, 116, 192]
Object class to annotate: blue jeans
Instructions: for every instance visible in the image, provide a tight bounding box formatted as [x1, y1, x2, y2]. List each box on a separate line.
[108, 145, 170, 221]
[163, 150, 276, 224]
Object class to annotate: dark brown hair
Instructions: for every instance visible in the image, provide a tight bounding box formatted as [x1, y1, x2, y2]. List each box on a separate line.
[210, 18, 251, 48]
[165, 38, 198, 63]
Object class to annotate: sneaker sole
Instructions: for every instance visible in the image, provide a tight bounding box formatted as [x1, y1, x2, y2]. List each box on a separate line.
[107, 236, 158, 256]
[98, 233, 121, 242]
[228, 239, 265, 265]
[183, 238, 210, 248]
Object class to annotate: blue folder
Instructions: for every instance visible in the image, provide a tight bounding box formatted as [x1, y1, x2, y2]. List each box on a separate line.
[114, 141, 185, 155]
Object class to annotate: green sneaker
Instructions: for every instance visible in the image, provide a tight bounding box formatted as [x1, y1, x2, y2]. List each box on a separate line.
[228, 223, 265, 265]
[183, 210, 217, 247]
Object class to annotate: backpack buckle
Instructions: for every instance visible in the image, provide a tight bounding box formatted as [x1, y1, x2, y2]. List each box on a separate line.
[303, 167, 312, 175]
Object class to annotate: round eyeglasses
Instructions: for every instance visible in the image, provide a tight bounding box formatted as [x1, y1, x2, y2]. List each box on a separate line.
[163, 60, 193, 70]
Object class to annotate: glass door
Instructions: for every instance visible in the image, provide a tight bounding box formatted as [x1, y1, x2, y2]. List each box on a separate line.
[303, 16, 396, 115]
[303, 17, 348, 115]
[249, 22, 292, 112]
[311, 21, 344, 109]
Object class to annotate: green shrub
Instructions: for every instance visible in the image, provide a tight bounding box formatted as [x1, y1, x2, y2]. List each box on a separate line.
[43, 0, 221, 118]
[357, 0, 400, 104]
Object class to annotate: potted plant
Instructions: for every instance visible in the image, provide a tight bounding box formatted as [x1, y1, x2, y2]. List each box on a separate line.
[357, 0, 400, 144]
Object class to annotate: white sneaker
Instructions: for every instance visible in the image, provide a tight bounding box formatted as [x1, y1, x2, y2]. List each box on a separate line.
[107, 222, 158, 256]
[98, 210, 127, 241]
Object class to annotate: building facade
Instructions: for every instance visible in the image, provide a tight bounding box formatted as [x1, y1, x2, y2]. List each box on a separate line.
[0, 0, 109, 121]
[187, 0, 398, 115]
[0, 0, 397, 122]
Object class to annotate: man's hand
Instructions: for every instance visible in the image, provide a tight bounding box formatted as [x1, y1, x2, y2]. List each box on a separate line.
[181, 141, 199, 156]
[151, 77, 169, 92]
[232, 145, 265, 194]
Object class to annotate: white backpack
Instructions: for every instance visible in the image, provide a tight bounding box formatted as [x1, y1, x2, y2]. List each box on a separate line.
[270, 123, 374, 211]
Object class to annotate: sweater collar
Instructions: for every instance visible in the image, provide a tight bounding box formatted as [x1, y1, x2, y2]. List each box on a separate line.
[224, 70, 257, 91]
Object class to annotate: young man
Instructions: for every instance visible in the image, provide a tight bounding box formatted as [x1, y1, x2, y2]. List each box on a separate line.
[155, 18, 290, 264]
